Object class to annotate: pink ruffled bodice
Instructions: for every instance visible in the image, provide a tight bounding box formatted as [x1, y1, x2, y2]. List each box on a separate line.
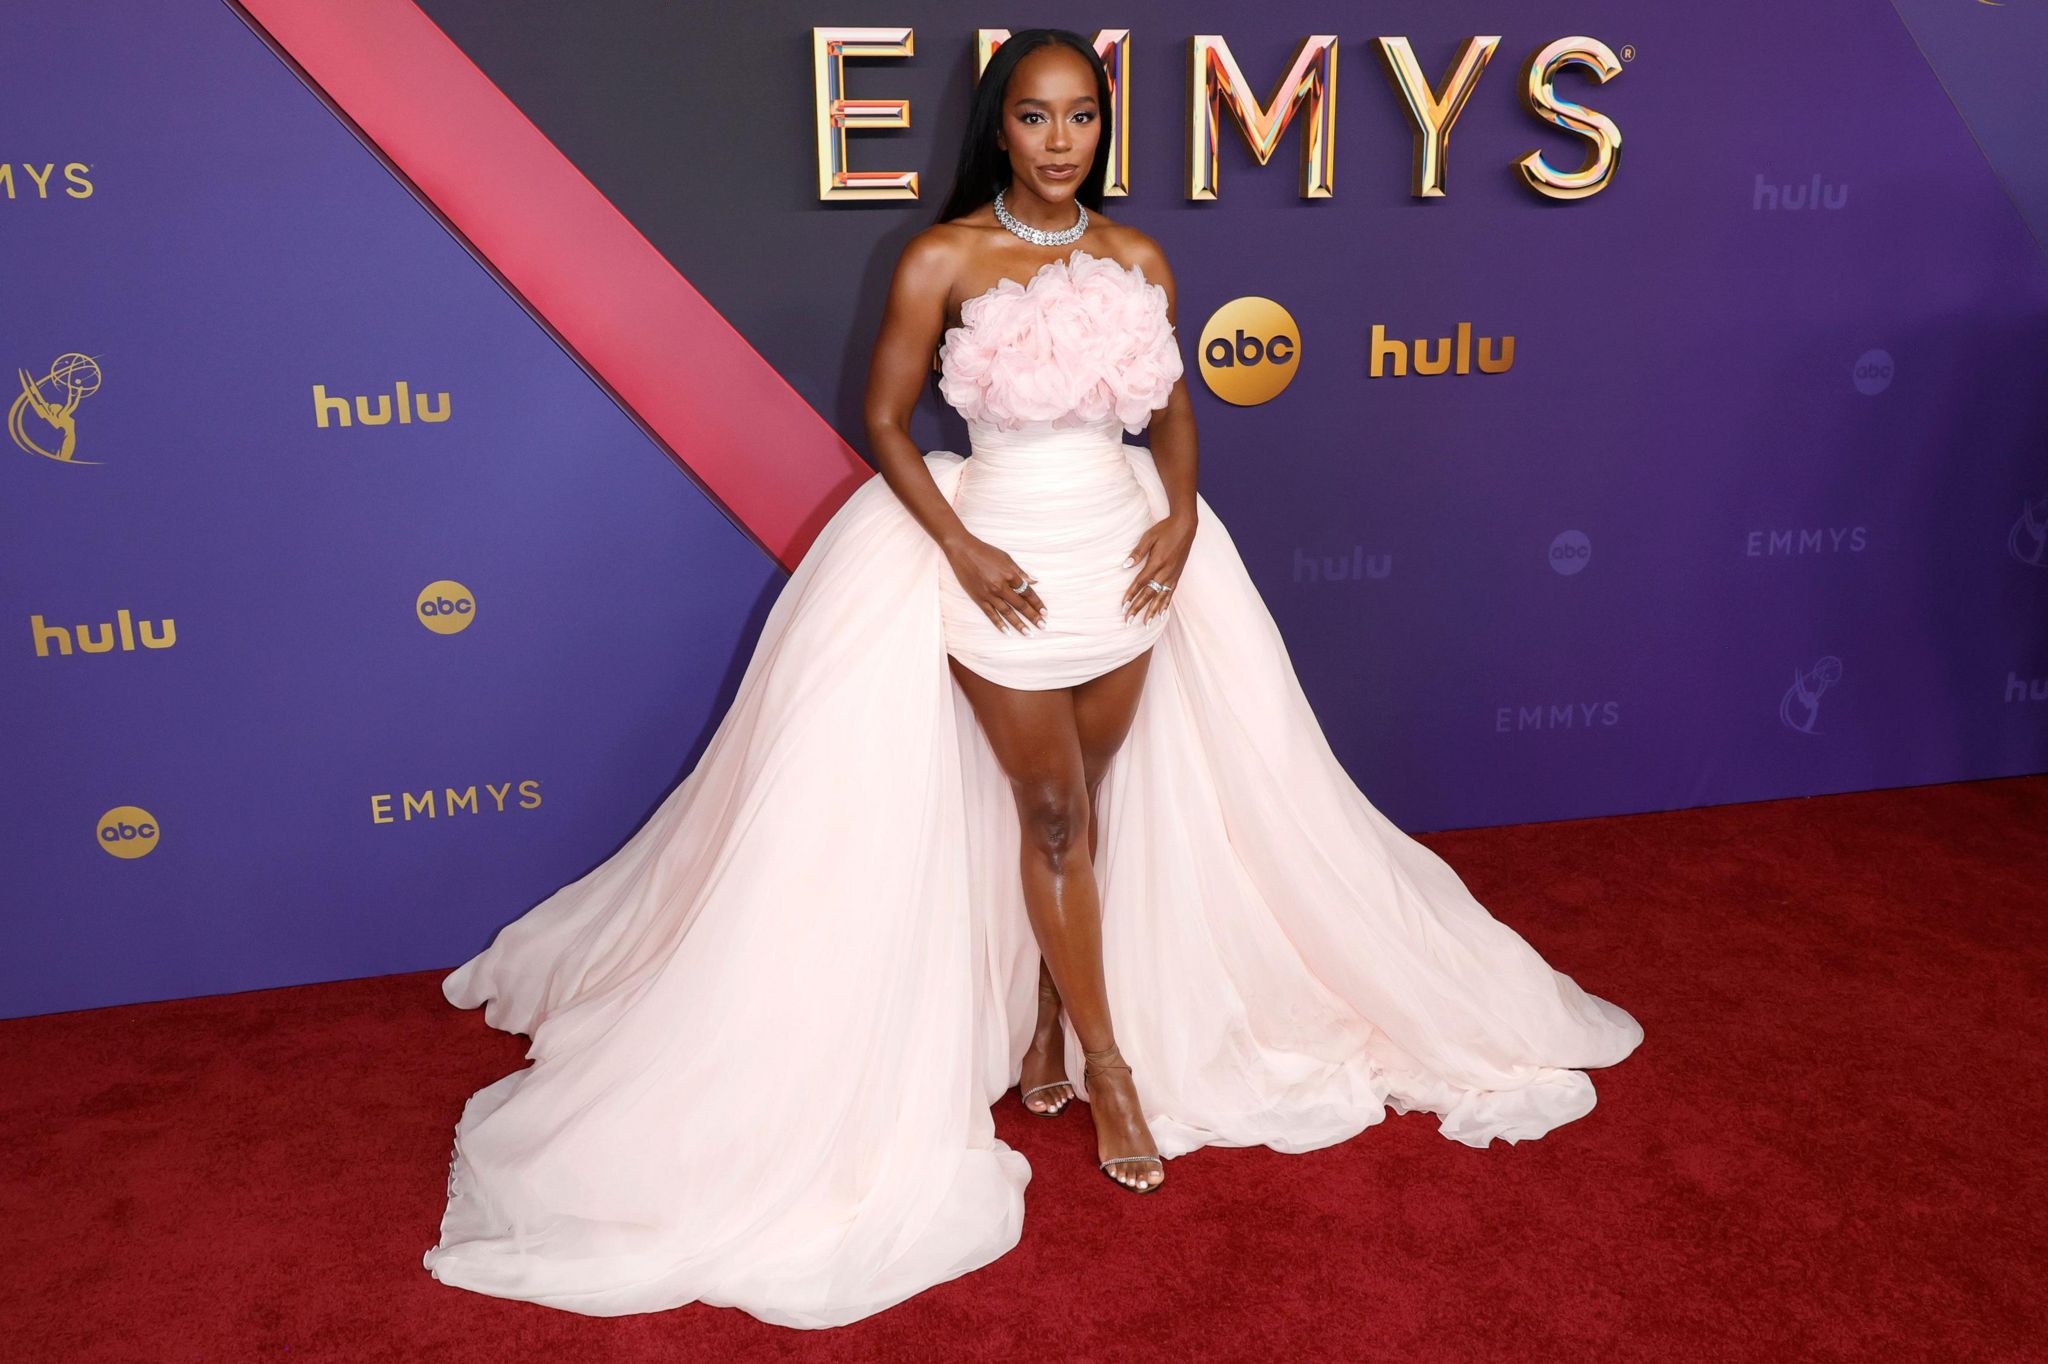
[938, 247, 1183, 435]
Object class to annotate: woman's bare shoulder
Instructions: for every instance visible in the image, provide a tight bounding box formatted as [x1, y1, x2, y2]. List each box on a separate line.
[1087, 217, 1171, 283]
[893, 224, 975, 295]
[1109, 219, 1167, 265]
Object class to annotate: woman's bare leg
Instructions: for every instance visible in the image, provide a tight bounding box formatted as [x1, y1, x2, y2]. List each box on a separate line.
[948, 648, 1162, 1188]
[1017, 958, 1072, 1113]
[1018, 681, 1135, 1113]
[1019, 733, 1130, 1114]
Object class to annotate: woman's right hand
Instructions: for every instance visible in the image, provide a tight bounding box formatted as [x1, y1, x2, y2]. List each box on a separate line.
[945, 536, 1047, 633]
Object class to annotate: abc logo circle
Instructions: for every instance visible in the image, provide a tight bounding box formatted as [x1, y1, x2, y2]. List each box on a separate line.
[1198, 296, 1300, 406]
[417, 579, 477, 634]
[1852, 349, 1893, 396]
[98, 805, 160, 859]
[1549, 530, 1592, 576]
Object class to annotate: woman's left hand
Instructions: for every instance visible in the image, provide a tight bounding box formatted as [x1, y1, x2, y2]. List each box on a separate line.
[1122, 510, 1197, 623]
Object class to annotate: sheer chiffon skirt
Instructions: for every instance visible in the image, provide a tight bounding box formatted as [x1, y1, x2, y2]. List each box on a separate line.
[421, 438, 1644, 1327]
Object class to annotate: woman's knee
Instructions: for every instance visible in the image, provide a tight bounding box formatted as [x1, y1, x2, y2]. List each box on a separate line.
[1013, 779, 1090, 866]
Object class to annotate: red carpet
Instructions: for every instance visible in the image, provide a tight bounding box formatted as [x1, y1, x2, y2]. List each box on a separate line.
[7, 777, 2044, 1362]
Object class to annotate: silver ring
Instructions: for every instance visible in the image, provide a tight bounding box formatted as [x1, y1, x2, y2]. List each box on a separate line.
[1147, 579, 1170, 593]
[1011, 578, 1029, 592]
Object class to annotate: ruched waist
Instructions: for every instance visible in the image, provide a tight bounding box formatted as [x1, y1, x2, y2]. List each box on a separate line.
[941, 416, 1167, 689]
[965, 417, 1127, 475]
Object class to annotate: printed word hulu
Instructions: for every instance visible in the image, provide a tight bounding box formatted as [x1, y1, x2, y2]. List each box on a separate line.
[313, 381, 452, 428]
[30, 609, 176, 657]
[1369, 324, 1514, 377]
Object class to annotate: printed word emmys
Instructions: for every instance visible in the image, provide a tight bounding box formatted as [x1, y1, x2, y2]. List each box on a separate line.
[1746, 528, 1868, 556]
[0, 162, 93, 199]
[1497, 702, 1622, 732]
[815, 32, 1625, 203]
[371, 781, 545, 823]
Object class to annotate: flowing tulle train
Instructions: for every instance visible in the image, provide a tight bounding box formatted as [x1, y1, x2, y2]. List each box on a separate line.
[422, 442, 1643, 1328]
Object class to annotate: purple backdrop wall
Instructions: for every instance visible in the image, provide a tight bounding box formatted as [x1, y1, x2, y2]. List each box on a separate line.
[4, 0, 2043, 1018]
[4, 1, 780, 1018]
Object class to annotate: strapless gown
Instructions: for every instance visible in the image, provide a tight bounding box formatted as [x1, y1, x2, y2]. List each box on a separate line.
[420, 248, 1644, 1328]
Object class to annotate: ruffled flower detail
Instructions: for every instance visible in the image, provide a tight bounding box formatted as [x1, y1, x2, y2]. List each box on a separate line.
[939, 249, 1183, 434]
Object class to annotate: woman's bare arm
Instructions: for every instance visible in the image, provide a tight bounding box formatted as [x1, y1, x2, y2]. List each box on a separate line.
[1117, 232, 1199, 622]
[863, 229, 975, 554]
[862, 229, 1048, 633]
[1126, 233, 1199, 524]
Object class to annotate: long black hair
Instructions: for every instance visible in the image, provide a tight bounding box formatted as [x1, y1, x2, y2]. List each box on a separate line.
[933, 30, 1112, 224]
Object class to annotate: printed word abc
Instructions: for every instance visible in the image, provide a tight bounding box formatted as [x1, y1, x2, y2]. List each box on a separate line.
[1852, 350, 1894, 396]
[417, 580, 477, 635]
[1549, 531, 1592, 576]
[1198, 297, 1301, 406]
[98, 805, 160, 859]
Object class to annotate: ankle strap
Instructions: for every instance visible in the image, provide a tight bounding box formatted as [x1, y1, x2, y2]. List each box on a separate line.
[1082, 1042, 1130, 1074]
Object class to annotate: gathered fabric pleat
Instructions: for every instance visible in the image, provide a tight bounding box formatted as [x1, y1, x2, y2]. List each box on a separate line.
[420, 443, 1643, 1329]
[938, 417, 1171, 690]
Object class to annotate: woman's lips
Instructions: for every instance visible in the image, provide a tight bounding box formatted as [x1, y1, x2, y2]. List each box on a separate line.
[1040, 165, 1078, 180]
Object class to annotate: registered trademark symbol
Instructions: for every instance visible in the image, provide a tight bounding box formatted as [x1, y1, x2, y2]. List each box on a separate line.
[1620, 44, 1635, 61]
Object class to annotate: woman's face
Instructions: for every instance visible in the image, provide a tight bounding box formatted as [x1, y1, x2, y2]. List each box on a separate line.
[996, 45, 1100, 203]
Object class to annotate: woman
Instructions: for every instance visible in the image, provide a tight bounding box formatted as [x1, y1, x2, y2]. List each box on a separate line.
[422, 29, 1642, 1329]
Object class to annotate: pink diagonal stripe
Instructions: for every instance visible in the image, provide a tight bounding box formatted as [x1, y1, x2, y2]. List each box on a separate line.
[233, 0, 869, 568]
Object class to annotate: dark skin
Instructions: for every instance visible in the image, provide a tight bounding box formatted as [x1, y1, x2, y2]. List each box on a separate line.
[861, 43, 1200, 1190]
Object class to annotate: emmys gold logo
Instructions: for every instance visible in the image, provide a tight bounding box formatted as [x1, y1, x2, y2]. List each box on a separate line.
[32, 608, 176, 657]
[11, 352, 104, 464]
[371, 780, 544, 824]
[417, 580, 477, 634]
[313, 381, 452, 428]
[98, 805, 159, 859]
[1198, 297, 1301, 406]
[0, 162, 93, 199]
[1369, 323, 1515, 377]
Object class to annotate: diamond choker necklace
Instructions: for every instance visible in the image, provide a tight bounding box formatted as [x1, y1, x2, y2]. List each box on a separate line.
[993, 187, 1088, 246]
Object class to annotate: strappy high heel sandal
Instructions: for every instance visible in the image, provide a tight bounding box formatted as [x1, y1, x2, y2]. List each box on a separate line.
[1020, 978, 1074, 1117]
[1021, 1082, 1073, 1117]
[1082, 1042, 1164, 1194]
